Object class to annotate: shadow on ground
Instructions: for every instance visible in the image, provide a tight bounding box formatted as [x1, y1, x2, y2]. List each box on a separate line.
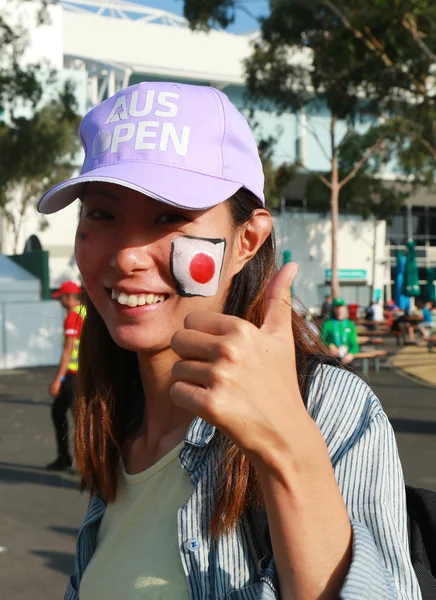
[0, 462, 79, 490]
[389, 418, 436, 435]
[369, 381, 430, 391]
[30, 549, 75, 577]
[49, 526, 80, 538]
[0, 395, 51, 406]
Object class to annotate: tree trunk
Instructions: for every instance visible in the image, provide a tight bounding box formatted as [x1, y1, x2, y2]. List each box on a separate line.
[370, 219, 378, 304]
[330, 115, 340, 299]
[13, 226, 20, 255]
[330, 183, 340, 298]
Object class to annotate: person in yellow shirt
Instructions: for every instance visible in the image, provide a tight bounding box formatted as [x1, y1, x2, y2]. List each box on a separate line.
[47, 281, 85, 471]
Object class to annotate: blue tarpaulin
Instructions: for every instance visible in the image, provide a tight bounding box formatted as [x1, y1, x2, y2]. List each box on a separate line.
[394, 250, 411, 311]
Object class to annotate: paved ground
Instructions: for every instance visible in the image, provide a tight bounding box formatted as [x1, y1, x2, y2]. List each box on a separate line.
[0, 364, 435, 599]
[0, 368, 87, 600]
[391, 342, 436, 387]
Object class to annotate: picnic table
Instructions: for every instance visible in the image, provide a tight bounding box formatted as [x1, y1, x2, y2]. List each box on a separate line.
[354, 350, 387, 375]
[356, 329, 390, 337]
[355, 319, 390, 327]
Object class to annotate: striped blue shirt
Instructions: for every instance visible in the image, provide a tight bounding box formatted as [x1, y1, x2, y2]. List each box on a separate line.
[65, 365, 422, 599]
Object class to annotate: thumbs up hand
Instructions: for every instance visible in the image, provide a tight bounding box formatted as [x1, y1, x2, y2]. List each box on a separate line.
[170, 262, 312, 470]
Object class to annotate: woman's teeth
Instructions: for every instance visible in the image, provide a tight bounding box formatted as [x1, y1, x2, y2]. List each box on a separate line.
[111, 290, 166, 307]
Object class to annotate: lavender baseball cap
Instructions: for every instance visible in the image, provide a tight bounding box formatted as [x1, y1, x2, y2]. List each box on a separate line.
[37, 81, 265, 214]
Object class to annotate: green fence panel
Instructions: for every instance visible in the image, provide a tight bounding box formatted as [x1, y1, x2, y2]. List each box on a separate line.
[8, 250, 50, 300]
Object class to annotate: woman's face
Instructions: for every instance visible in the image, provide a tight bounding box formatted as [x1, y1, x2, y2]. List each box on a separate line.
[75, 183, 250, 353]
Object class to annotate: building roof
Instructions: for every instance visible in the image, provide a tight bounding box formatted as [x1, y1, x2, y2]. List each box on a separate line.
[61, 0, 252, 85]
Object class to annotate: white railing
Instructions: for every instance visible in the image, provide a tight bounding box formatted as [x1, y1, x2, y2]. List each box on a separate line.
[61, 0, 189, 26]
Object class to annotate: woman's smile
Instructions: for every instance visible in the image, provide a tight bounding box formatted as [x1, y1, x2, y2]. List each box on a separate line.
[108, 288, 169, 316]
[110, 289, 168, 307]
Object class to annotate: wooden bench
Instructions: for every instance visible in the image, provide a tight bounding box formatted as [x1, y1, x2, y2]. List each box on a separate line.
[355, 319, 390, 327]
[362, 337, 385, 348]
[363, 330, 390, 337]
[354, 350, 387, 375]
[389, 330, 405, 345]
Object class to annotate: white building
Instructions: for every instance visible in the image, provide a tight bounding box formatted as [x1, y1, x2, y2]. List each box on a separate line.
[1, 0, 434, 311]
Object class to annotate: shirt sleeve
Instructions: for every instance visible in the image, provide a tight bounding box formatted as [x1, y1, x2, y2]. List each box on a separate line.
[347, 321, 359, 355]
[308, 367, 422, 600]
[64, 574, 78, 600]
[64, 311, 82, 337]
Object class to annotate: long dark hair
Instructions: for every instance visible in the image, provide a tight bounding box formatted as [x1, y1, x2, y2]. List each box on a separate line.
[75, 188, 328, 535]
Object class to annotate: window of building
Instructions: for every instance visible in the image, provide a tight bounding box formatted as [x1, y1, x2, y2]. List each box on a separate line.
[387, 207, 407, 245]
[387, 205, 436, 246]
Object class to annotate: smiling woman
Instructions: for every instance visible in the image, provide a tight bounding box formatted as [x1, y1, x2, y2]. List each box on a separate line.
[37, 82, 421, 600]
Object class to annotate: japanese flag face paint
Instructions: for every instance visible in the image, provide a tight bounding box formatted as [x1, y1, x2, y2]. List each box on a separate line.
[171, 236, 226, 297]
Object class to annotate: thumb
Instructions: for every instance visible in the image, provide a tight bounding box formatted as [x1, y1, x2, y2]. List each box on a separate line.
[261, 262, 298, 335]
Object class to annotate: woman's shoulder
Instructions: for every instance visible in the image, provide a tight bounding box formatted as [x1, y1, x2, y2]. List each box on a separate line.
[306, 364, 385, 463]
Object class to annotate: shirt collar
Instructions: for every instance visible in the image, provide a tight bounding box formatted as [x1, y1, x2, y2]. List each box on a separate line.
[184, 416, 216, 447]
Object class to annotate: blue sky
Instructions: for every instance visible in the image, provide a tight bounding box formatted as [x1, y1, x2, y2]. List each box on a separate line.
[131, 0, 270, 33]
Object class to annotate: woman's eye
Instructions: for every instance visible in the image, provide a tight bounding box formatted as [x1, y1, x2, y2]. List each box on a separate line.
[156, 213, 189, 225]
[85, 209, 114, 220]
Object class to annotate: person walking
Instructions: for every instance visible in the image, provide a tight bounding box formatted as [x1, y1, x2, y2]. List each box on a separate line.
[47, 281, 86, 471]
[38, 82, 420, 599]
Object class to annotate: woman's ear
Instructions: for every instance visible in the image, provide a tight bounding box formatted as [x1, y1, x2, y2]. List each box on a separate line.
[234, 209, 272, 271]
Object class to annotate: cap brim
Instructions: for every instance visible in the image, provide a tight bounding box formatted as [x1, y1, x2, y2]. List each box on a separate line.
[37, 162, 245, 215]
[51, 291, 62, 298]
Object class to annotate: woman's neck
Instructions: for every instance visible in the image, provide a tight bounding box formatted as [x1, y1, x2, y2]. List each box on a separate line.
[136, 348, 194, 450]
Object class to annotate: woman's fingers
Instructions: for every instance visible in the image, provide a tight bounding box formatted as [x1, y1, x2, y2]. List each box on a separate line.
[172, 359, 214, 387]
[261, 262, 298, 337]
[171, 329, 217, 360]
[170, 380, 209, 416]
[184, 311, 246, 336]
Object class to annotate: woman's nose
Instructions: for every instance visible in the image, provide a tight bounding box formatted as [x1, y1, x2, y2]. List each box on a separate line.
[109, 237, 155, 276]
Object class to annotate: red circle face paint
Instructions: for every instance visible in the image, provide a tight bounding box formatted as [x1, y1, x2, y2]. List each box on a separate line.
[189, 252, 216, 284]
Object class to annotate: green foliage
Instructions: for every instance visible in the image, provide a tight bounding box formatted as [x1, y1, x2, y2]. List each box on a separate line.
[257, 137, 296, 209]
[0, 86, 80, 191]
[304, 125, 408, 220]
[306, 171, 407, 223]
[0, 86, 81, 252]
[0, 3, 81, 252]
[184, 0, 237, 30]
[0, 6, 52, 115]
[184, 0, 436, 187]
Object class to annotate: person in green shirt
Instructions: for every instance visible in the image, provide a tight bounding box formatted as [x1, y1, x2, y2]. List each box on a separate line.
[321, 298, 359, 365]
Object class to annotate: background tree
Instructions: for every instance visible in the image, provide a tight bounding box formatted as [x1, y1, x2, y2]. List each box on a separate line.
[183, 0, 435, 298]
[0, 85, 81, 253]
[317, 0, 436, 178]
[257, 138, 296, 210]
[0, 2, 80, 254]
[0, 1, 51, 116]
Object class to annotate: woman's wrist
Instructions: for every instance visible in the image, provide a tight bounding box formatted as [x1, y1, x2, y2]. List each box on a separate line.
[253, 415, 333, 491]
[254, 418, 353, 600]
